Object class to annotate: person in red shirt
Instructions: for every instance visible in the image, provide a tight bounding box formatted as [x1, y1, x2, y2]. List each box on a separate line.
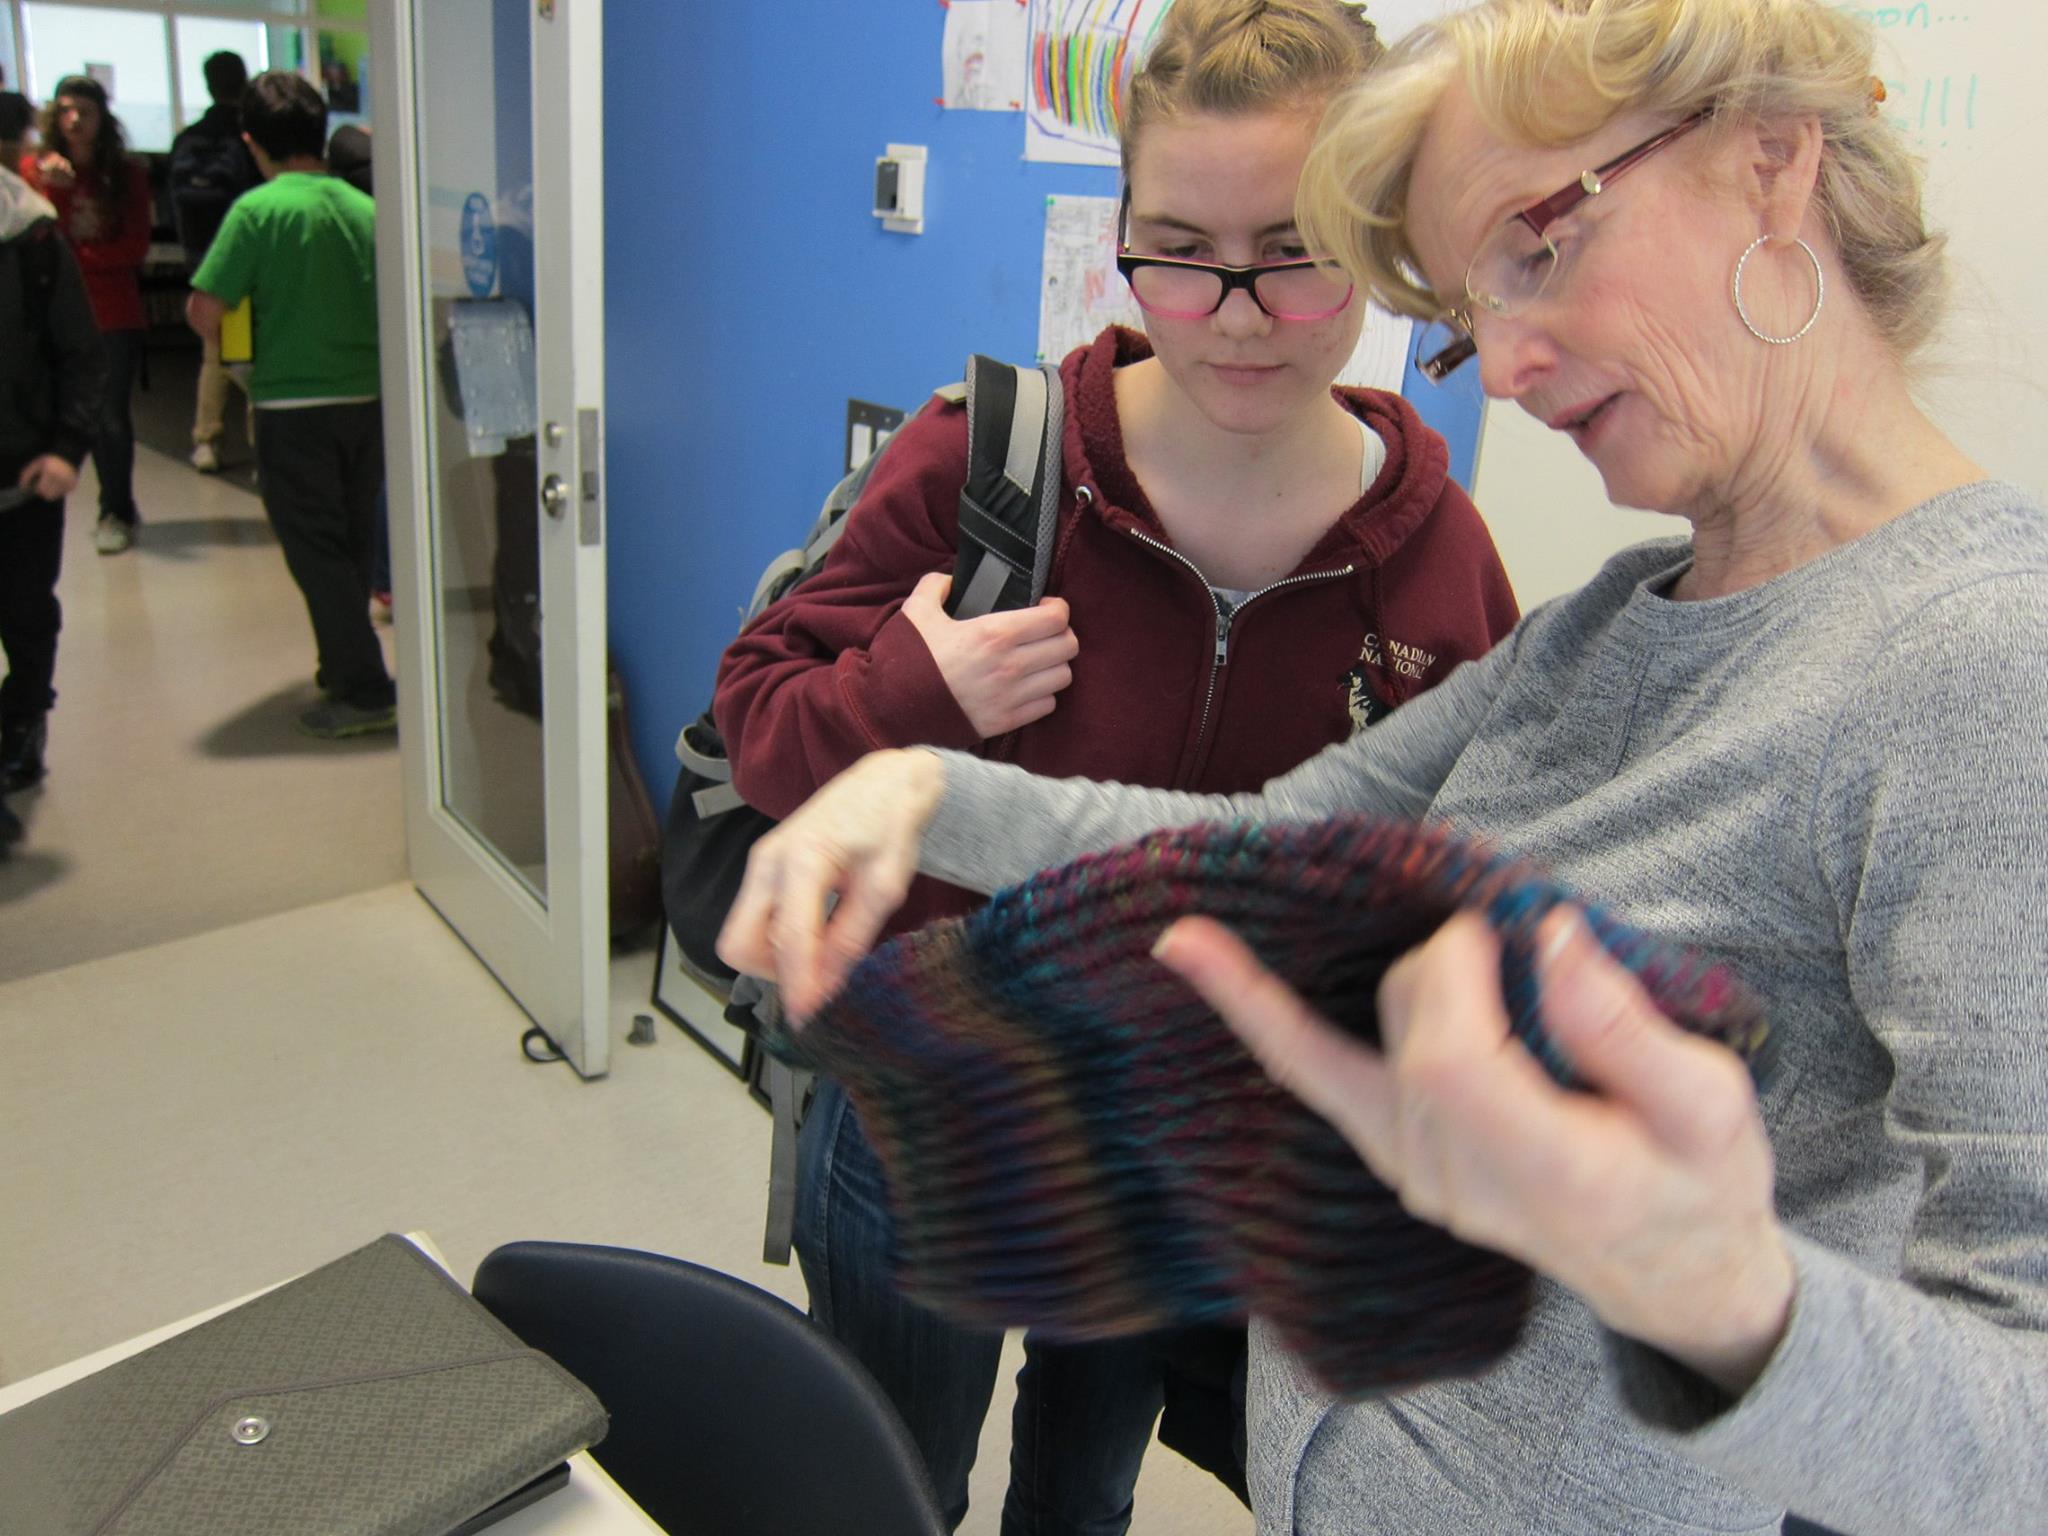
[712, 3, 1518, 1530]
[23, 76, 152, 555]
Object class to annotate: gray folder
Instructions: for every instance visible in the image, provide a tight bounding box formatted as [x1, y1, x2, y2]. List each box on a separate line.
[0, 1234, 608, 1536]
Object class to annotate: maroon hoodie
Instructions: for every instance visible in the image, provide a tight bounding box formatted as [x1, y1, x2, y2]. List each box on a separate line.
[715, 326, 1518, 940]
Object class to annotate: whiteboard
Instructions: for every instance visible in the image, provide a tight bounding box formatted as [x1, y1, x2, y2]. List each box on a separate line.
[1468, 4, 2048, 607]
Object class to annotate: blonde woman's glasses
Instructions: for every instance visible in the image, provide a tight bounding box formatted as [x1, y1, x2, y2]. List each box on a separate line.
[1414, 113, 1707, 383]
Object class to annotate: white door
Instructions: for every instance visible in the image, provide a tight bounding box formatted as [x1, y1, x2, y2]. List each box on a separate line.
[372, 0, 610, 1076]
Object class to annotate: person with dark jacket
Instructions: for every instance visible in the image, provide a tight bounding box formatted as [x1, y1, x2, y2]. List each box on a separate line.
[0, 95, 104, 845]
[325, 123, 372, 197]
[168, 50, 260, 473]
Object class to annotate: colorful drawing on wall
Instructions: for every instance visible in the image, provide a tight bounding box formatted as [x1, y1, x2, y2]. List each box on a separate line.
[943, 0, 1030, 111]
[1037, 193, 1145, 361]
[1024, 0, 1176, 166]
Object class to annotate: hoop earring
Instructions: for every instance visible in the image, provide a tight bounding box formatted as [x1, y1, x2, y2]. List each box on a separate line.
[1732, 236, 1824, 345]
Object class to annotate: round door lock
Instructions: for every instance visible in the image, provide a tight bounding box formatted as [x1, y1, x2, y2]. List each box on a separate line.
[541, 474, 571, 519]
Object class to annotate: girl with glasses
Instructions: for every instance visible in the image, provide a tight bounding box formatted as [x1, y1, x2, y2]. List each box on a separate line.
[721, 2, 2048, 1534]
[712, 2, 1516, 1529]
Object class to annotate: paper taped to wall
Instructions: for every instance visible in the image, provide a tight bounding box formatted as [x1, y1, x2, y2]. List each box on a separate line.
[1038, 193, 1145, 361]
[943, 0, 1030, 111]
[1024, 0, 1175, 165]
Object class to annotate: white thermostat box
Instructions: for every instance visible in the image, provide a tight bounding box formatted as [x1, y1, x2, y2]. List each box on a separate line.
[874, 143, 927, 235]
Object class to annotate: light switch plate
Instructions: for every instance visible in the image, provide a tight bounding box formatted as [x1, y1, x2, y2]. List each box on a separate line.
[846, 398, 908, 473]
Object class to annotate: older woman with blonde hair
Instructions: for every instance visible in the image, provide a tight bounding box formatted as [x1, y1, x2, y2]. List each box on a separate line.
[718, 1, 2048, 1531]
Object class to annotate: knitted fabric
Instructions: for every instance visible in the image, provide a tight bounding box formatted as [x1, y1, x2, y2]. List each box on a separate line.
[767, 815, 1772, 1399]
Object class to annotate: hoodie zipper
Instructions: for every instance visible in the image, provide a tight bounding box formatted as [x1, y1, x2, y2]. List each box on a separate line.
[1125, 527, 1356, 757]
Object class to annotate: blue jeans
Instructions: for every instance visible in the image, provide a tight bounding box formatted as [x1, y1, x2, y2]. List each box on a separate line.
[795, 1078, 1165, 1535]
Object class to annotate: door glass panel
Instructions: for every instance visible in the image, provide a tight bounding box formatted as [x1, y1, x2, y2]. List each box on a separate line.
[171, 18, 271, 132]
[0, 19, 20, 101]
[22, 3, 175, 150]
[173, 1, 302, 13]
[411, 0, 546, 900]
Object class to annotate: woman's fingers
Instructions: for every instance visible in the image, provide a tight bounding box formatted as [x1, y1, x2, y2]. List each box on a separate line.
[764, 839, 845, 1023]
[1534, 909, 1758, 1157]
[716, 751, 944, 1023]
[716, 841, 783, 979]
[795, 847, 917, 1024]
[1375, 913, 1581, 1227]
[1159, 905, 1789, 1379]
[1152, 916, 1401, 1180]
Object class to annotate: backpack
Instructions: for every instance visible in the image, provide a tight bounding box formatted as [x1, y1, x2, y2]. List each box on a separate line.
[660, 355, 1065, 1263]
[661, 354, 1065, 999]
[169, 116, 259, 264]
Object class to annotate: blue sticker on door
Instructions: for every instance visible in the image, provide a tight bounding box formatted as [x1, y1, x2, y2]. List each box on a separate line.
[460, 192, 499, 298]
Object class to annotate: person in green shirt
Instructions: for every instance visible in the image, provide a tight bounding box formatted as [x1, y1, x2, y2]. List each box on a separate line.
[186, 70, 392, 739]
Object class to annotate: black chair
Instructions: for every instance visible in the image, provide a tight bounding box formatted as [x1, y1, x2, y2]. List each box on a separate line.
[471, 1240, 947, 1536]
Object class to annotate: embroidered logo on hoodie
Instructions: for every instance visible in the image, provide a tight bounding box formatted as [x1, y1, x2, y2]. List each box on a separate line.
[1342, 658, 1391, 731]
[1360, 630, 1439, 683]
[1344, 632, 1440, 730]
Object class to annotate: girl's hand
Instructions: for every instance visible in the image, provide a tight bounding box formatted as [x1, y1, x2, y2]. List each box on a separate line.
[901, 571, 1079, 738]
[36, 153, 76, 189]
[1153, 907, 1796, 1395]
[717, 748, 947, 1023]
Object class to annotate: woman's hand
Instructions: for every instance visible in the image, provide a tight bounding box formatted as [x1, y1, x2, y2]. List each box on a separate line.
[1153, 907, 1797, 1397]
[35, 153, 76, 189]
[716, 748, 948, 1023]
[901, 571, 1079, 738]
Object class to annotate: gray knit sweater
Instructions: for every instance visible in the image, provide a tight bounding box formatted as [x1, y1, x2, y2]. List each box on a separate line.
[918, 481, 2048, 1535]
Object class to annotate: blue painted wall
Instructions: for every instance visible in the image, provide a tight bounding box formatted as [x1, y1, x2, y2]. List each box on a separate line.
[602, 3, 1480, 798]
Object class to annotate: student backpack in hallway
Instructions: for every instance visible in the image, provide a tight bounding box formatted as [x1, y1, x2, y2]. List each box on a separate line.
[660, 354, 1064, 1019]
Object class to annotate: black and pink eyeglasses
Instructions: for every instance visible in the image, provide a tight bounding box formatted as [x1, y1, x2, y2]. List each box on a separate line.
[1115, 192, 1356, 322]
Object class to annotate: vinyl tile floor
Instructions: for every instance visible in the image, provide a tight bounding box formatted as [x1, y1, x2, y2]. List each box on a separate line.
[0, 440, 1252, 1535]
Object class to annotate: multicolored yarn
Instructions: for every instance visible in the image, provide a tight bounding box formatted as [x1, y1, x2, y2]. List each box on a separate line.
[765, 815, 1771, 1400]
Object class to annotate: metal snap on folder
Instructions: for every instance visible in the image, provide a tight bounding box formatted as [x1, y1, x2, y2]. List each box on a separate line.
[0, 1234, 608, 1536]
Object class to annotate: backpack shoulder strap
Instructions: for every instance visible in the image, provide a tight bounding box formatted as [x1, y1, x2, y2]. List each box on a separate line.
[948, 355, 1065, 618]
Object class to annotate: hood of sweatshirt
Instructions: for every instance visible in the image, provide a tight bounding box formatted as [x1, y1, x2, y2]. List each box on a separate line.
[1059, 326, 1454, 574]
[0, 165, 57, 242]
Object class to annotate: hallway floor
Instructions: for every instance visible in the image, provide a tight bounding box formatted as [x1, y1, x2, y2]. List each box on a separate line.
[0, 446, 405, 982]
[0, 435, 1251, 1534]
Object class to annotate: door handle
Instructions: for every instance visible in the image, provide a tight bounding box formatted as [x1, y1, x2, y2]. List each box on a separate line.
[541, 473, 571, 519]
